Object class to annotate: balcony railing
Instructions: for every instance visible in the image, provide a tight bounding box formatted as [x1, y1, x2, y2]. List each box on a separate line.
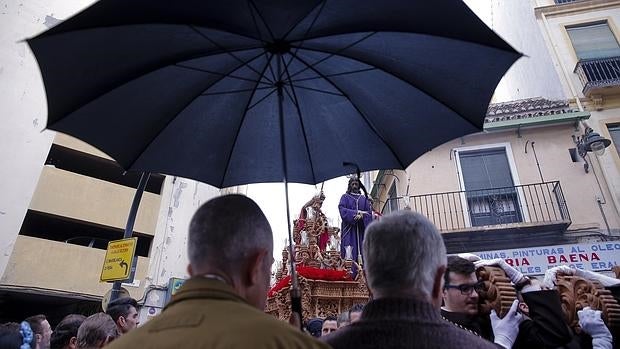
[574, 57, 620, 96]
[388, 182, 570, 232]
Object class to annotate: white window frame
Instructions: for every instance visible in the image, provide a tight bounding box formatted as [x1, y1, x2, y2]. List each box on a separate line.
[454, 142, 530, 227]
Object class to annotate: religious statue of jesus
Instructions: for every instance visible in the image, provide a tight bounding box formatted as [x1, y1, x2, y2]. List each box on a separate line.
[339, 177, 372, 267]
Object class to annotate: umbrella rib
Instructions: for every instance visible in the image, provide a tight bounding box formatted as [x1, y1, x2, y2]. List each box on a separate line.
[219, 54, 276, 187]
[175, 64, 266, 84]
[295, 45, 482, 131]
[291, 67, 377, 82]
[288, 32, 377, 80]
[52, 48, 265, 127]
[281, 0, 328, 42]
[290, 50, 406, 170]
[290, 31, 519, 54]
[283, 0, 328, 80]
[247, 88, 277, 111]
[123, 53, 269, 172]
[265, 52, 278, 83]
[188, 25, 272, 84]
[29, 21, 269, 43]
[246, 0, 268, 43]
[200, 86, 272, 96]
[280, 55, 318, 184]
[247, 0, 275, 41]
[290, 84, 344, 96]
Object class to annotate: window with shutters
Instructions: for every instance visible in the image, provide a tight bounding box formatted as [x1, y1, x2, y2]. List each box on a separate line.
[457, 146, 523, 227]
[567, 21, 620, 60]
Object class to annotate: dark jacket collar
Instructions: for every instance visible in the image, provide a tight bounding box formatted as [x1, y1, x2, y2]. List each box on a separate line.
[361, 297, 442, 322]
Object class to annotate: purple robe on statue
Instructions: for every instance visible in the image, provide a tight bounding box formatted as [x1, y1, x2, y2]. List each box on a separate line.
[339, 193, 372, 267]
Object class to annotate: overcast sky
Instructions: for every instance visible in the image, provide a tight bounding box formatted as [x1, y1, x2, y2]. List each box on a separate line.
[245, 177, 349, 260]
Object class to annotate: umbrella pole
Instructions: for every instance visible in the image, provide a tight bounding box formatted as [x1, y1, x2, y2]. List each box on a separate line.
[109, 171, 151, 303]
[276, 55, 303, 329]
[284, 176, 303, 328]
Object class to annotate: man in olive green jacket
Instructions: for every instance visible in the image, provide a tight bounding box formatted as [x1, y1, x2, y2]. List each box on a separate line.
[108, 195, 329, 349]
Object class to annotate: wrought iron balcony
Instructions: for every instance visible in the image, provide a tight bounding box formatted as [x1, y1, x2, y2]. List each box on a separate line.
[574, 57, 620, 96]
[391, 181, 570, 234]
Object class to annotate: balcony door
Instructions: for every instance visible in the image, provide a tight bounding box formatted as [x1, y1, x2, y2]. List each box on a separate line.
[457, 147, 523, 227]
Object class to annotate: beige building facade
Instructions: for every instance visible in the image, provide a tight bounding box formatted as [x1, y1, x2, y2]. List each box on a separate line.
[0, 133, 164, 322]
[535, 0, 620, 218]
[372, 100, 618, 246]
[372, 0, 620, 274]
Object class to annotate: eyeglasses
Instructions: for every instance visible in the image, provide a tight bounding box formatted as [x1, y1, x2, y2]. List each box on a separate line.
[444, 281, 485, 295]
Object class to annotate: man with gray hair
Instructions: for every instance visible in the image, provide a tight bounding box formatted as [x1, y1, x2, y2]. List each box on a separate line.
[336, 311, 350, 328]
[108, 194, 328, 349]
[77, 313, 119, 349]
[322, 210, 497, 349]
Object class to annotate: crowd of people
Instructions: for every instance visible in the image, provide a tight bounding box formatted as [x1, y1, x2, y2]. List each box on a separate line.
[1, 194, 618, 348]
[0, 297, 139, 349]
[304, 304, 365, 338]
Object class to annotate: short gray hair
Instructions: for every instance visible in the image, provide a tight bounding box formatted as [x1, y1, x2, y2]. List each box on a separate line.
[188, 194, 273, 272]
[77, 313, 118, 349]
[337, 311, 350, 326]
[363, 210, 446, 297]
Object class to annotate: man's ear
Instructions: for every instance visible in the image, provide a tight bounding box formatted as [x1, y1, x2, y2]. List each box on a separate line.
[118, 315, 127, 328]
[69, 336, 78, 349]
[432, 265, 446, 307]
[36, 333, 43, 345]
[246, 251, 266, 286]
[187, 264, 194, 277]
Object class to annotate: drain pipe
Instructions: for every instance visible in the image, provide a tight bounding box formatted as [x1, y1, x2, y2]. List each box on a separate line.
[526, 141, 544, 183]
[590, 156, 613, 235]
[596, 197, 612, 235]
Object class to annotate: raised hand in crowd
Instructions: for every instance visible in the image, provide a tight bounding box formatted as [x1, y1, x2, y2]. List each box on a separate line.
[490, 300, 524, 349]
[578, 307, 613, 349]
[543, 265, 620, 289]
[456, 253, 481, 262]
[541, 265, 574, 289]
[474, 258, 528, 286]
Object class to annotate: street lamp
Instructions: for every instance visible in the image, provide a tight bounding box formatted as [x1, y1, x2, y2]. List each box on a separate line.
[573, 127, 612, 173]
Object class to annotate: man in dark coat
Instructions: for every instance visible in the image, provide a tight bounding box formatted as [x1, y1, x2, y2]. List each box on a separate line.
[322, 211, 500, 349]
[512, 280, 581, 349]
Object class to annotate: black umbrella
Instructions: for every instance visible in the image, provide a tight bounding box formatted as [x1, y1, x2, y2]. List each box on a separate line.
[27, 0, 520, 321]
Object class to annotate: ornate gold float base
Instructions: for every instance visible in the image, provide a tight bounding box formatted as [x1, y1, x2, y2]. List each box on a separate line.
[266, 275, 369, 322]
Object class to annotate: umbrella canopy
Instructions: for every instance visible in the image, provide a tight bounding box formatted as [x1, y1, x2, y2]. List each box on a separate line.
[27, 0, 520, 188]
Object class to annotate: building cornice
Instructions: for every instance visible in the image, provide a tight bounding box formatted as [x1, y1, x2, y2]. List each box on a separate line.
[535, 0, 620, 19]
[485, 97, 586, 124]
